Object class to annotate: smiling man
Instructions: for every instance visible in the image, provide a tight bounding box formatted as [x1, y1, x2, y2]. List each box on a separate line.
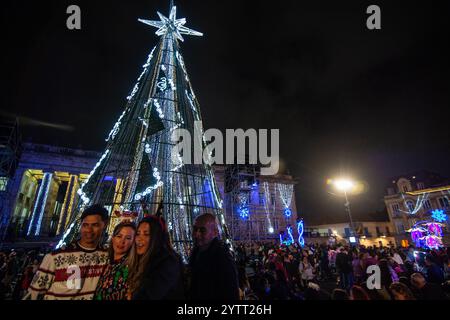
[25, 204, 109, 300]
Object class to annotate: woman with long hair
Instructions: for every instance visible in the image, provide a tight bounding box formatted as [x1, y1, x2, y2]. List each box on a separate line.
[129, 215, 184, 300]
[94, 221, 137, 300]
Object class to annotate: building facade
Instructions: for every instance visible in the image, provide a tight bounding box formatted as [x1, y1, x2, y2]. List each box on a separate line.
[2, 143, 299, 243]
[384, 171, 450, 247]
[306, 221, 396, 247]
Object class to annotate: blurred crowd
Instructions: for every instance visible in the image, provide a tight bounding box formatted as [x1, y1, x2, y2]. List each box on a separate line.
[234, 242, 450, 300]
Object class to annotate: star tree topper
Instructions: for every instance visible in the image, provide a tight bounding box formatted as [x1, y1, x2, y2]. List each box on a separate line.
[138, 6, 203, 42]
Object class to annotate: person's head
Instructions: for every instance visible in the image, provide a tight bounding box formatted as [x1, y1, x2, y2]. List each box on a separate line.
[398, 276, 410, 287]
[425, 255, 434, 266]
[109, 222, 136, 261]
[129, 215, 173, 294]
[192, 213, 219, 248]
[331, 288, 349, 300]
[410, 273, 426, 289]
[350, 285, 370, 300]
[389, 282, 416, 300]
[79, 204, 109, 247]
[135, 215, 172, 257]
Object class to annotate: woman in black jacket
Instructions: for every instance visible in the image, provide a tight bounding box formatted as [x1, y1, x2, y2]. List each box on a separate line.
[129, 215, 185, 300]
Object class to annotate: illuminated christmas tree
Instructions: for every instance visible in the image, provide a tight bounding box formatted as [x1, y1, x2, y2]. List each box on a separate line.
[57, 3, 231, 258]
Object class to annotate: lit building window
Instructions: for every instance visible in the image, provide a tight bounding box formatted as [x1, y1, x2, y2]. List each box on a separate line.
[0, 177, 8, 191]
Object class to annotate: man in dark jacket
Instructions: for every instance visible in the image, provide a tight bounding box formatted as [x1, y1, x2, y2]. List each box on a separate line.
[336, 247, 352, 290]
[188, 213, 239, 300]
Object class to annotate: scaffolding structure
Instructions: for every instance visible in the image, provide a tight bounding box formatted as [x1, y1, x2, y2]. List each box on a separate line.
[0, 117, 22, 240]
[224, 163, 263, 242]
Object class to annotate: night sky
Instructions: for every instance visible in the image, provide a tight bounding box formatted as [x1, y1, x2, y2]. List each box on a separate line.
[2, 0, 449, 224]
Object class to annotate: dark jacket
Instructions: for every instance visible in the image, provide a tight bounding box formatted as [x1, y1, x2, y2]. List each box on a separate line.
[336, 252, 352, 274]
[426, 263, 445, 285]
[413, 283, 447, 300]
[133, 250, 185, 300]
[188, 238, 239, 300]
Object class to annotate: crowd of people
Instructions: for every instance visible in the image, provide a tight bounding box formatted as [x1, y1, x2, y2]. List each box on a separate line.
[234, 240, 450, 300]
[1, 204, 449, 300]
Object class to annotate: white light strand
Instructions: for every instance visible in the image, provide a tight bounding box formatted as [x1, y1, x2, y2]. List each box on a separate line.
[106, 108, 128, 142]
[400, 193, 428, 215]
[157, 77, 167, 91]
[134, 167, 163, 200]
[277, 183, 294, 209]
[77, 149, 110, 204]
[168, 78, 176, 91]
[144, 98, 152, 109]
[139, 117, 148, 127]
[153, 99, 165, 119]
[127, 46, 156, 101]
[27, 172, 52, 236]
[263, 182, 274, 230]
[56, 221, 76, 249]
[143, 46, 156, 68]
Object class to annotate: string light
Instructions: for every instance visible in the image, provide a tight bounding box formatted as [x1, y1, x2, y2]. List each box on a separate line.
[263, 182, 274, 233]
[134, 167, 163, 201]
[297, 219, 305, 246]
[238, 192, 249, 220]
[77, 149, 110, 204]
[277, 183, 293, 218]
[400, 192, 428, 215]
[27, 172, 52, 236]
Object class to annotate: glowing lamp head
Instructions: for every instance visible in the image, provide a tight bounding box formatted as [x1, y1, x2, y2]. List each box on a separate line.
[268, 227, 274, 234]
[333, 179, 354, 192]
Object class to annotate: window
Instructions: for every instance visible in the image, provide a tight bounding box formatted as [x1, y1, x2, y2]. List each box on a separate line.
[385, 226, 390, 235]
[423, 200, 432, 209]
[406, 200, 415, 212]
[438, 197, 449, 208]
[396, 222, 405, 234]
[344, 228, 351, 237]
[271, 194, 275, 205]
[417, 182, 425, 190]
[0, 177, 8, 191]
[392, 204, 400, 214]
[376, 226, 381, 235]
[364, 227, 369, 236]
[403, 185, 409, 192]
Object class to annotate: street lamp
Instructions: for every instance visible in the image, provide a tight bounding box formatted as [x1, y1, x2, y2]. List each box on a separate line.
[330, 178, 356, 240]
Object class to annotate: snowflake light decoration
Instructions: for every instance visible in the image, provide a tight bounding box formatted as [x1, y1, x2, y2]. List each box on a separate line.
[431, 209, 447, 223]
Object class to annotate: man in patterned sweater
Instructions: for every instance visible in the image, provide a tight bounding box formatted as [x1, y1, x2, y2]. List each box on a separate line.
[25, 205, 110, 300]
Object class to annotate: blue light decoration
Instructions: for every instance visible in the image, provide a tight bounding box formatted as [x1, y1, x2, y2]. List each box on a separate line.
[287, 226, 294, 244]
[279, 226, 294, 246]
[238, 192, 250, 220]
[284, 207, 292, 218]
[297, 219, 305, 247]
[238, 205, 249, 220]
[431, 209, 447, 223]
[27, 173, 53, 236]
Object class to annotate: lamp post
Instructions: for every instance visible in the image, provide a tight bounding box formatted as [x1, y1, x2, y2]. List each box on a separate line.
[331, 179, 356, 240]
